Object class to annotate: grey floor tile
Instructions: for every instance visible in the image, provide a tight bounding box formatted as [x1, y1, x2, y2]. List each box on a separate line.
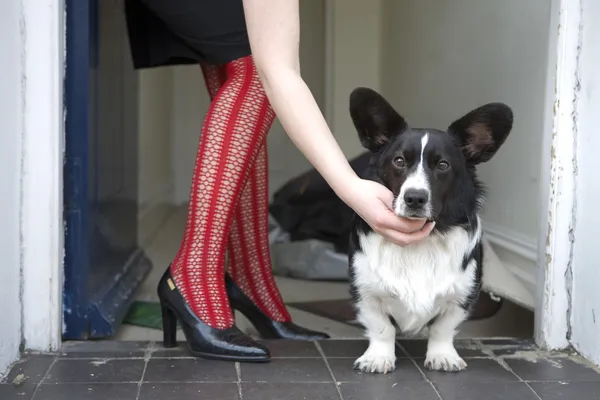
[0, 383, 37, 400]
[318, 340, 371, 358]
[434, 382, 539, 400]
[327, 358, 424, 383]
[505, 358, 600, 382]
[239, 358, 332, 383]
[421, 358, 518, 383]
[2, 356, 55, 385]
[242, 382, 339, 400]
[143, 358, 237, 383]
[58, 341, 149, 358]
[319, 340, 405, 358]
[44, 359, 145, 383]
[339, 381, 439, 400]
[398, 339, 486, 358]
[151, 343, 191, 358]
[139, 383, 239, 400]
[34, 383, 138, 400]
[260, 340, 321, 358]
[529, 382, 600, 400]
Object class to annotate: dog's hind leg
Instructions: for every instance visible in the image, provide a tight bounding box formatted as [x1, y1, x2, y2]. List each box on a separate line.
[354, 298, 397, 374]
[424, 304, 468, 372]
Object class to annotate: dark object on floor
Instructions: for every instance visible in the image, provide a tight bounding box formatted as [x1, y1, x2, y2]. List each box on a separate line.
[226, 274, 330, 340]
[288, 299, 360, 327]
[470, 291, 504, 320]
[288, 292, 503, 327]
[5, 339, 599, 400]
[157, 267, 270, 362]
[269, 152, 371, 254]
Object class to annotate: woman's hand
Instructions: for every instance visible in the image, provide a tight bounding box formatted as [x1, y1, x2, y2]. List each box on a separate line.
[343, 178, 435, 246]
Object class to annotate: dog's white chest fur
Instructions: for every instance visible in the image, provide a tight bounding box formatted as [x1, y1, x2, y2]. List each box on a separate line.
[353, 225, 480, 334]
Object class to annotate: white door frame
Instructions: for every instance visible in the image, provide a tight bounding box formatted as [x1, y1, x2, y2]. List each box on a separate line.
[19, 0, 65, 352]
[534, 0, 581, 351]
[15, 0, 580, 354]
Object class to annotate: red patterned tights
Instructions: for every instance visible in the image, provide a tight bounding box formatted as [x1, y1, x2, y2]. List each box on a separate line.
[170, 55, 292, 329]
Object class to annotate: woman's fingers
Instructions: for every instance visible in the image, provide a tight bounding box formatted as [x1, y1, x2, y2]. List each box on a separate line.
[379, 221, 436, 247]
[371, 206, 427, 234]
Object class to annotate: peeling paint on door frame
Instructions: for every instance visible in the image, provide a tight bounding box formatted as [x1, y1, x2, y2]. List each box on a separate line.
[535, 0, 582, 351]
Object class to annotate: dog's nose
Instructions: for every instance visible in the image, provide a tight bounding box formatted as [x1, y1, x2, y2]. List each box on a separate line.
[404, 189, 429, 209]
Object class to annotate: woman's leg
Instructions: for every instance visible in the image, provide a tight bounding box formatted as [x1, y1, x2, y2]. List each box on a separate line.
[227, 144, 291, 322]
[200, 63, 291, 322]
[170, 55, 275, 330]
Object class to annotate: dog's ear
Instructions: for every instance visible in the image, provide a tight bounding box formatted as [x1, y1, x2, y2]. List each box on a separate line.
[349, 87, 408, 152]
[447, 103, 513, 164]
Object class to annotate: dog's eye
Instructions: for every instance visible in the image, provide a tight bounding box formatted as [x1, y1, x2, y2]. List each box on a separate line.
[437, 161, 450, 170]
[393, 157, 406, 168]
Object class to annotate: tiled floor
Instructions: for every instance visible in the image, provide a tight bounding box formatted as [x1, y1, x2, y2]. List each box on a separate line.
[3, 339, 600, 399]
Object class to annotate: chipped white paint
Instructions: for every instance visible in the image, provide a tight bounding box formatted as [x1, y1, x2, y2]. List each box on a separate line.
[20, 0, 65, 352]
[535, 0, 581, 351]
[570, 0, 600, 366]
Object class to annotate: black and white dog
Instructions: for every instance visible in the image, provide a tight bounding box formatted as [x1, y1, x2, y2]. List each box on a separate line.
[348, 87, 513, 374]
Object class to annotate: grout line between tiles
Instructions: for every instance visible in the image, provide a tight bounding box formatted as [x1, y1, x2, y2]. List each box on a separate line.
[30, 356, 58, 400]
[394, 340, 412, 358]
[56, 357, 147, 361]
[408, 358, 443, 400]
[32, 381, 143, 385]
[235, 362, 243, 400]
[523, 382, 543, 400]
[135, 343, 153, 400]
[242, 380, 337, 384]
[38, 380, 241, 385]
[147, 356, 327, 360]
[314, 341, 344, 400]
[474, 339, 527, 382]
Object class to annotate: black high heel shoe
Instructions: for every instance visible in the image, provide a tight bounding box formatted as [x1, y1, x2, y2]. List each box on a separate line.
[158, 267, 270, 362]
[225, 273, 330, 340]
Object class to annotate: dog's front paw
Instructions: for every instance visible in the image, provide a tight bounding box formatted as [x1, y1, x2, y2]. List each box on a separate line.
[354, 351, 396, 374]
[424, 347, 467, 372]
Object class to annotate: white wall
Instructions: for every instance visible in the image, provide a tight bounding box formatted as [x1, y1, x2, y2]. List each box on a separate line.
[138, 68, 174, 210]
[171, 66, 209, 204]
[0, 0, 24, 376]
[94, 0, 174, 240]
[380, 0, 552, 303]
[570, 0, 600, 366]
[330, 0, 384, 158]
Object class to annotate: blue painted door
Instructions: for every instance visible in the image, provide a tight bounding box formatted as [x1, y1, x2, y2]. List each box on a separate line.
[64, 0, 151, 339]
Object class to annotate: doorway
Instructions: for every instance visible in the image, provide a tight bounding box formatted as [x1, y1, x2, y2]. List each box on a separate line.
[63, 0, 548, 342]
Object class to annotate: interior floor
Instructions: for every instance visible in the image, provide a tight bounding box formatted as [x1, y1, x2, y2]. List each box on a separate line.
[115, 206, 534, 341]
[4, 339, 600, 400]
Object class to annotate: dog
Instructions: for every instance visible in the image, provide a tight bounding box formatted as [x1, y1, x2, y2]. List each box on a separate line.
[348, 87, 513, 374]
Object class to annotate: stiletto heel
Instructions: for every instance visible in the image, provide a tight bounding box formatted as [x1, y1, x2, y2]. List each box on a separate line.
[157, 266, 270, 362]
[161, 305, 178, 348]
[225, 273, 330, 340]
